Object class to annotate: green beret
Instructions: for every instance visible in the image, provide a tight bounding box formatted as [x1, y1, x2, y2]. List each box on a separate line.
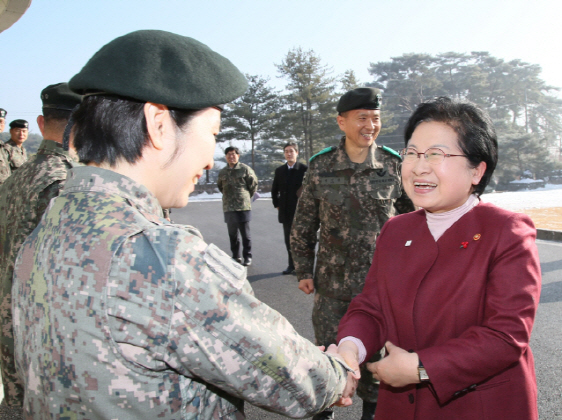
[337, 87, 382, 114]
[41, 83, 82, 111]
[9, 119, 28, 129]
[68, 30, 248, 110]
[0, 109, 6, 119]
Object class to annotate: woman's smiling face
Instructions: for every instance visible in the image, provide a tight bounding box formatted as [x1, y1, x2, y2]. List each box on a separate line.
[402, 121, 486, 213]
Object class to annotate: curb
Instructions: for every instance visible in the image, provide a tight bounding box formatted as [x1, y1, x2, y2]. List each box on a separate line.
[536, 229, 562, 243]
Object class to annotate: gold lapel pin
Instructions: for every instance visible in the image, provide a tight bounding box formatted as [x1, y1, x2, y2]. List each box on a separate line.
[473, 234, 481, 241]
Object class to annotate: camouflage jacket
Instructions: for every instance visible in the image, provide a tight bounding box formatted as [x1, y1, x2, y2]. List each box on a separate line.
[290, 137, 415, 301]
[0, 143, 11, 184]
[217, 162, 258, 212]
[0, 139, 75, 407]
[4, 140, 28, 170]
[13, 166, 349, 419]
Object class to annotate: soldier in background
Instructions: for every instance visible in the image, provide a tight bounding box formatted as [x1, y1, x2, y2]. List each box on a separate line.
[5, 120, 29, 170]
[0, 83, 81, 415]
[291, 88, 415, 420]
[12, 30, 357, 419]
[217, 146, 258, 266]
[0, 109, 6, 133]
[0, 109, 11, 184]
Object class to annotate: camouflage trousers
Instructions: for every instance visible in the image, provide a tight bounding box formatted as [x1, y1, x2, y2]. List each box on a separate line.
[0, 292, 24, 407]
[312, 293, 381, 404]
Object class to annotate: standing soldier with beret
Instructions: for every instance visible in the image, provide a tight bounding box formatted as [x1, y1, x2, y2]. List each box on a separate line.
[5, 120, 29, 170]
[217, 146, 258, 267]
[0, 109, 11, 184]
[12, 30, 358, 419]
[0, 83, 82, 416]
[290, 88, 415, 420]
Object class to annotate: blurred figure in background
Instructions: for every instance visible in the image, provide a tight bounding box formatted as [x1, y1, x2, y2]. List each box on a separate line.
[5, 120, 28, 170]
[218, 146, 258, 266]
[271, 141, 307, 275]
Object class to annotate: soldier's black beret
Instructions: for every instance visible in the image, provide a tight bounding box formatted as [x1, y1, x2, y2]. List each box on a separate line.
[9, 119, 28, 129]
[337, 87, 382, 114]
[68, 30, 248, 110]
[0, 109, 6, 119]
[41, 83, 82, 111]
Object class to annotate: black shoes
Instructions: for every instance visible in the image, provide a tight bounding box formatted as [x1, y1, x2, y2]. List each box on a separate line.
[233, 257, 242, 264]
[360, 401, 377, 420]
[282, 266, 296, 275]
[243, 258, 252, 266]
[312, 410, 334, 420]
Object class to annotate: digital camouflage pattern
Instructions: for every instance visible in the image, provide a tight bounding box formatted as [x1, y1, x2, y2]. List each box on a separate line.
[217, 162, 258, 213]
[13, 166, 350, 419]
[0, 144, 11, 184]
[4, 140, 27, 171]
[290, 137, 414, 403]
[291, 137, 414, 300]
[0, 139, 75, 408]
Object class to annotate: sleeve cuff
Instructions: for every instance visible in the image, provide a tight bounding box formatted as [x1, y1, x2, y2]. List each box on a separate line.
[338, 336, 367, 364]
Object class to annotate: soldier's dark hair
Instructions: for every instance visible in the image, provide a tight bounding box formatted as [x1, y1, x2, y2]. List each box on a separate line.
[404, 96, 498, 197]
[224, 146, 240, 155]
[283, 142, 298, 152]
[72, 95, 197, 166]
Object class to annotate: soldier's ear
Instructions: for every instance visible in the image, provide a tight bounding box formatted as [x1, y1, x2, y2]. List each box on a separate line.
[144, 102, 169, 151]
[336, 114, 346, 132]
[37, 115, 46, 137]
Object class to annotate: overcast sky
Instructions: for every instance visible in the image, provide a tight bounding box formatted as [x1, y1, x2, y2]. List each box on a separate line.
[2, 0, 562, 134]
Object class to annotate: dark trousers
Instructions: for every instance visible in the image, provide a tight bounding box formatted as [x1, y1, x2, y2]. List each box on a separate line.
[227, 221, 252, 260]
[283, 220, 294, 269]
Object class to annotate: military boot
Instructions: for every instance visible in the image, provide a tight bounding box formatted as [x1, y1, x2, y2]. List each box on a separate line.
[360, 401, 377, 420]
[312, 409, 334, 420]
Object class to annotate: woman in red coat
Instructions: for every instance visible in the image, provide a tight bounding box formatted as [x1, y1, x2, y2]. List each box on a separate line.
[337, 97, 541, 420]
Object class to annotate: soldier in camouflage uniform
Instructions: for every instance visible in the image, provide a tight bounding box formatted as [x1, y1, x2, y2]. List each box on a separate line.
[12, 30, 357, 419]
[290, 88, 415, 420]
[0, 109, 12, 185]
[0, 84, 81, 415]
[5, 120, 29, 170]
[0, 109, 6, 133]
[217, 146, 258, 266]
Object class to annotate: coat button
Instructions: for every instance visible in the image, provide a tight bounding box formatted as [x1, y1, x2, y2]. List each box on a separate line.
[408, 393, 415, 404]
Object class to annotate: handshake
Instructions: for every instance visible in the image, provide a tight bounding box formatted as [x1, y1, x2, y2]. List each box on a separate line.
[323, 340, 422, 407]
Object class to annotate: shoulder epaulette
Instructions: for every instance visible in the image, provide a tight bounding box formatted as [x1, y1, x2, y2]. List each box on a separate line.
[381, 145, 402, 160]
[309, 146, 337, 163]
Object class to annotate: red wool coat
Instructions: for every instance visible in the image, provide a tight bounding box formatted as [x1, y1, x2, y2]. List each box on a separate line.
[337, 202, 541, 420]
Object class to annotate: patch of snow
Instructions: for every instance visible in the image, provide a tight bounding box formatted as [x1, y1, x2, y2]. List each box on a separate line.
[481, 184, 562, 211]
[188, 184, 562, 212]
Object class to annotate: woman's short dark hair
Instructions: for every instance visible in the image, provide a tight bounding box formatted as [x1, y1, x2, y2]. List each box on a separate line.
[404, 96, 498, 197]
[224, 146, 240, 155]
[72, 95, 197, 166]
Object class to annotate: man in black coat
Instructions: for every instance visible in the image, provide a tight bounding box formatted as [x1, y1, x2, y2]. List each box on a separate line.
[271, 142, 308, 275]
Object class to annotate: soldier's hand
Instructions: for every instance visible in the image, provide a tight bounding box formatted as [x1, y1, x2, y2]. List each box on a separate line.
[298, 279, 314, 294]
[324, 344, 360, 407]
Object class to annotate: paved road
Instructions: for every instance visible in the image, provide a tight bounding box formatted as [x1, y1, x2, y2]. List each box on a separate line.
[175, 199, 562, 419]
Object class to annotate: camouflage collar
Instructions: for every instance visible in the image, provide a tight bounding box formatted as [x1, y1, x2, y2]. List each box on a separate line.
[333, 136, 384, 172]
[226, 162, 242, 170]
[6, 139, 24, 149]
[36, 139, 74, 160]
[63, 166, 162, 217]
